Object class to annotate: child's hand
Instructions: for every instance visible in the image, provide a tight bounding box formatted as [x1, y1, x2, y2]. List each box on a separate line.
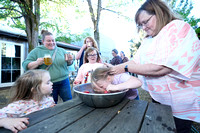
[0, 117, 29, 133]
[73, 80, 81, 86]
[93, 85, 106, 94]
[82, 44, 87, 49]
[91, 81, 106, 93]
[103, 63, 113, 67]
[93, 88, 105, 93]
[106, 84, 118, 92]
[50, 103, 56, 107]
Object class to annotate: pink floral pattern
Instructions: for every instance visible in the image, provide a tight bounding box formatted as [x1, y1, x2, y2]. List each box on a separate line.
[0, 96, 55, 118]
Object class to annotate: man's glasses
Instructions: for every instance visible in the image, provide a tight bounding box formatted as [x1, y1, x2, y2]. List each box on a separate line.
[88, 54, 97, 57]
[137, 15, 153, 29]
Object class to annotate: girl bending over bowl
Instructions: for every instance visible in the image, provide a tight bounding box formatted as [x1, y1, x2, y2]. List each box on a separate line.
[91, 67, 142, 99]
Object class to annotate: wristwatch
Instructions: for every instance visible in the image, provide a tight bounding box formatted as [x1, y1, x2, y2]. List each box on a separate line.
[124, 65, 128, 72]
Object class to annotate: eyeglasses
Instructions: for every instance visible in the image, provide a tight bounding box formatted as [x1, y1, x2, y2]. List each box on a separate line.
[88, 54, 97, 57]
[137, 15, 153, 29]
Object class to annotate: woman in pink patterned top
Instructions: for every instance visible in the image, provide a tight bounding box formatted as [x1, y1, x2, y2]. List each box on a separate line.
[110, 0, 200, 132]
[73, 47, 104, 85]
[0, 69, 55, 133]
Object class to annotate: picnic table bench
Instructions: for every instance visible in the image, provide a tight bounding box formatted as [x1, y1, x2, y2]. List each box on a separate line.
[0, 98, 176, 133]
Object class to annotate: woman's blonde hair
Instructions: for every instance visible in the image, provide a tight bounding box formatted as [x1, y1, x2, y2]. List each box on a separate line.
[91, 67, 114, 89]
[84, 37, 98, 50]
[83, 47, 101, 63]
[135, 0, 179, 36]
[41, 30, 53, 41]
[10, 69, 49, 103]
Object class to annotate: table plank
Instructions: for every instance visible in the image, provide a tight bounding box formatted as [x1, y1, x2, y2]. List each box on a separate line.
[100, 100, 148, 133]
[58, 99, 130, 133]
[0, 98, 82, 133]
[140, 102, 176, 133]
[28, 98, 83, 126]
[21, 103, 94, 133]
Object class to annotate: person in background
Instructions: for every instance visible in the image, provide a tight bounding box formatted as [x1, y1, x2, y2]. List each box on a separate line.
[109, 0, 200, 132]
[22, 30, 73, 104]
[68, 54, 78, 76]
[120, 51, 129, 63]
[75, 37, 99, 67]
[129, 54, 134, 61]
[91, 66, 141, 100]
[110, 49, 122, 65]
[129, 54, 138, 77]
[73, 47, 103, 85]
[0, 70, 55, 133]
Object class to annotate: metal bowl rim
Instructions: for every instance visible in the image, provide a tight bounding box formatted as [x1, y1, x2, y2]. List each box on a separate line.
[73, 87, 128, 96]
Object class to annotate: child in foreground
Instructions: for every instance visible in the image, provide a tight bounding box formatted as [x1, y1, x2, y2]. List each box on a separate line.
[0, 69, 55, 133]
[91, 67, 142, 99]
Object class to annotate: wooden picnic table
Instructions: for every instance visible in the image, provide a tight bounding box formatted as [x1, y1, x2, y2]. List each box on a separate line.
[0, 98, 176, 133]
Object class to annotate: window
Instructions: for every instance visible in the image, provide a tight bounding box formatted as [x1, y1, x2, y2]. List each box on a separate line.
[0, 41, 24, 87]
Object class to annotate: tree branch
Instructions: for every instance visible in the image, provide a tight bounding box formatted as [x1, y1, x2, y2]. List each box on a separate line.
[96, 0, 101, 22]
[86, 0, 96, 24]
[11, 17, 17, 25]
[101, 7, 133, 21]
[12, 16, 23, 19]
[0, 7, 22, 14]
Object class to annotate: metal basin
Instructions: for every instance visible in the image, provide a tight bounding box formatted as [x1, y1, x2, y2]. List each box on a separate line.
[73, 83, 128, 108]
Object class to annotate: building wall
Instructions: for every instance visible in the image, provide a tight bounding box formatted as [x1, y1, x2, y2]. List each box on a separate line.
[0, 31, 81, 88]
[0, 35, 28, 89]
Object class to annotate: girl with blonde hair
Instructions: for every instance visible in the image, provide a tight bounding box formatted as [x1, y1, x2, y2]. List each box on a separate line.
[0, 69, 55, 132]
[91, 66, 141, 100]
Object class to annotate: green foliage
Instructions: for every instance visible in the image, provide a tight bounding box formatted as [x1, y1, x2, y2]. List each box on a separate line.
[0, 0, 90, 44]
[169, 0, 200, 28]
[56, 32, 90, 44]
[0, 0, 25, 30]
[9, 19, 26, 30]
[0, 0, 20, 18]
[129, 38, 142, 56]
[195, 27, 200, 39]
[56, 36, 73, 43]
[0, 0, 31, 31]
[39, 0, 91, 43]
[169, 0, 200, 39]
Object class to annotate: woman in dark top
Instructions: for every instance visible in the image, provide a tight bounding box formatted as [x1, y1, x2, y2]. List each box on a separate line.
[120, 51, 129, 63]
[75, 37, 99, 67]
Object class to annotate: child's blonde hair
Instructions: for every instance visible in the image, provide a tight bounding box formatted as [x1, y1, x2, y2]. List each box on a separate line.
[91, 67, 114, 91]
[10, 69, 49, 103]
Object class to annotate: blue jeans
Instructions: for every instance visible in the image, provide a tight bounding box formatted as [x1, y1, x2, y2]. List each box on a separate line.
[52, 78, 72, 104]
[134, 95, 139, 100]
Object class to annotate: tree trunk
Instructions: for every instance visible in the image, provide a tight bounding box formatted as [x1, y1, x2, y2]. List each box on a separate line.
[18, 0, 40, 52]
[87, 0, 101, 50]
